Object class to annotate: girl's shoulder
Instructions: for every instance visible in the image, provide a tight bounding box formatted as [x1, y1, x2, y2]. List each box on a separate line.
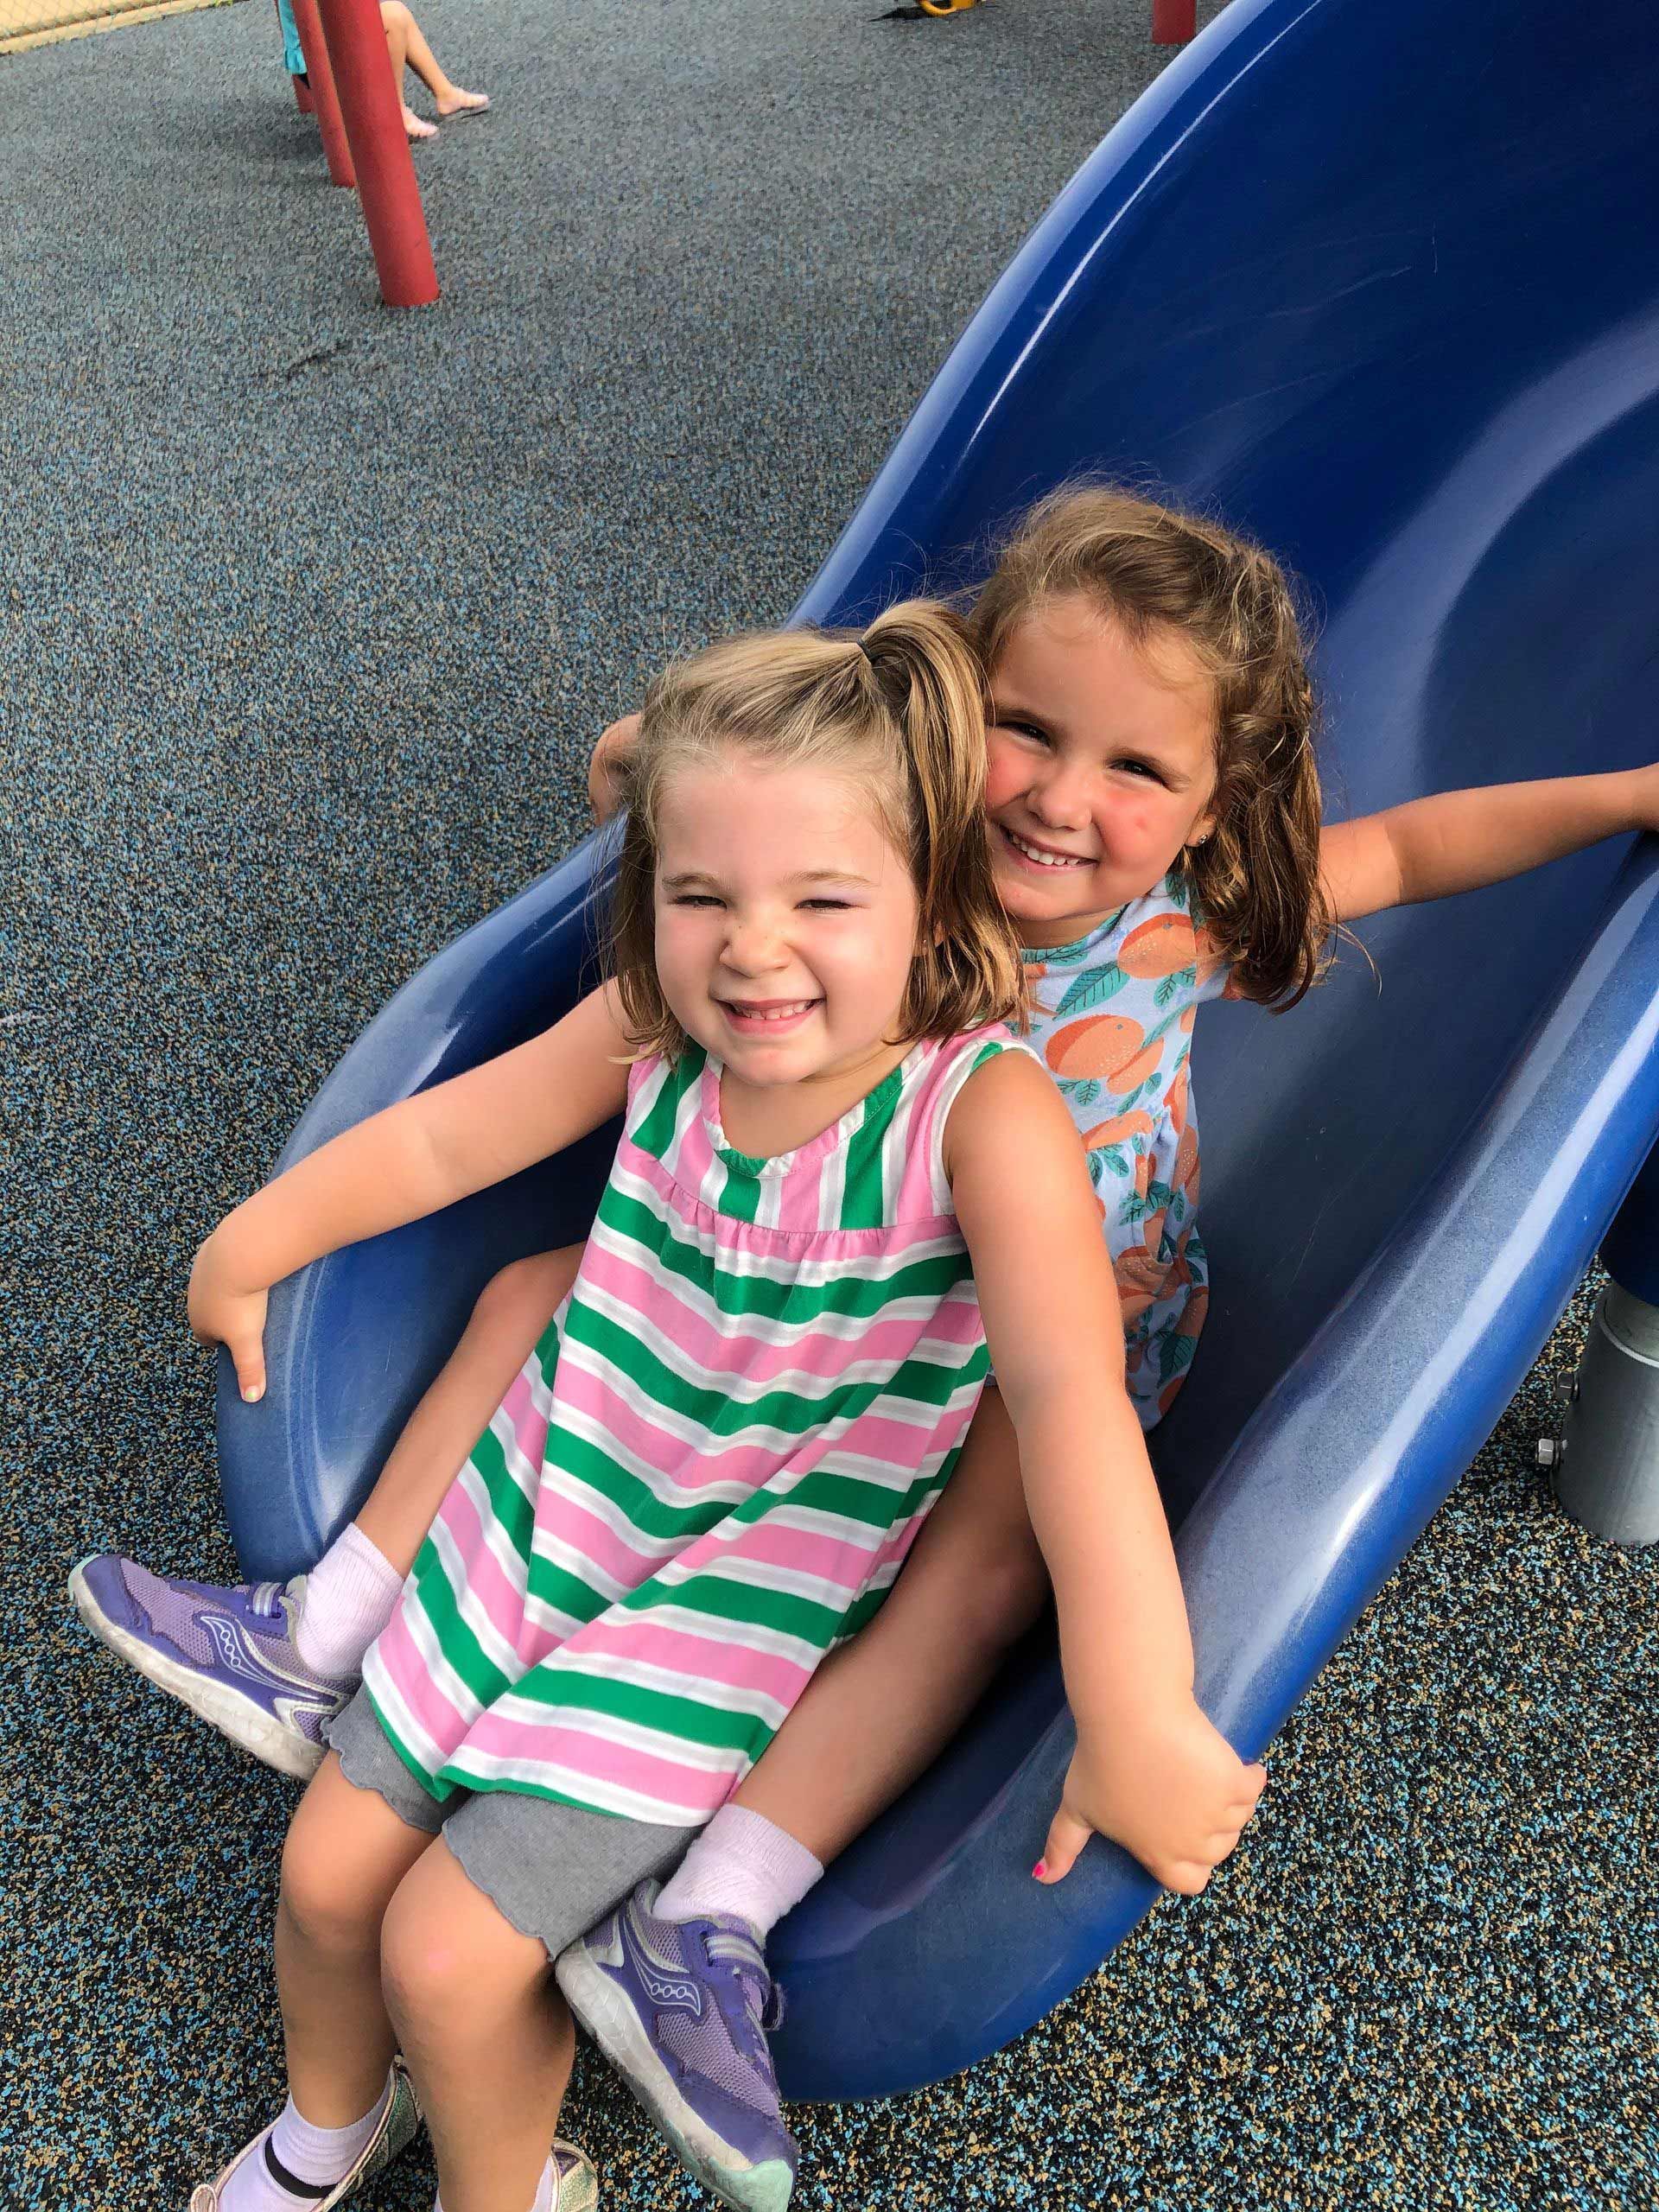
[623, 1039, 707, 1139]
[899, 1020, 1032, 1125]
[915, 1016, 1027, 1071]
[892, 1021, 1037, 1223]
[934, 1010, 1047, 1075]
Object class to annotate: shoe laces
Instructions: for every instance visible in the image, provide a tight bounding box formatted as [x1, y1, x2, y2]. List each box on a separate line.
[247, 1581, 285, 1622]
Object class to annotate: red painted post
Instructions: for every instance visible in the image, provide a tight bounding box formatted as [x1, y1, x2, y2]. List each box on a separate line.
[315, 0, 440, 308]
[289, 0, 354, 188]
[1152, 0, 1197, 41]
[292, 73, 316, 115]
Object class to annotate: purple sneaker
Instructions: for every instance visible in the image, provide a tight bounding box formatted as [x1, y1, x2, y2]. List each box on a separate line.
[556, 1880, 798, 2212]
[69, 1554, 348, 1780]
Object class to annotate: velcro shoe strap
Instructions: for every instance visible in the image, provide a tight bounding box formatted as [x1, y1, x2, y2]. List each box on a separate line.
[263, 2137, 338, 2200]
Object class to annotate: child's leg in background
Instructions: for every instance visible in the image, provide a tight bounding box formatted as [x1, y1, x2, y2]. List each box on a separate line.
[675, 1383, 1047, 1910]
[380, 1, 448, 99]
[72, 1247, 582, 1771]
[294, 1244, 587, 1678]
[741, 1383, 1044, 1856]
[379, 0, 488, 123]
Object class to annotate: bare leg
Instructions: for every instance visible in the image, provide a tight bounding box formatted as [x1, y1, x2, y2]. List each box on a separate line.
[277, 1752, 437, 2126]
[379, 0, 488, 128]
[733, 1385, 1048, 1864]
[354, 1248, 582, 1575]
[383, 1840, 572, 2212]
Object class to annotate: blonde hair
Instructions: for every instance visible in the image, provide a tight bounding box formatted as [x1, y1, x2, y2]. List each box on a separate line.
[972, 485, 1332, 1007]
[608, 601, 1026, 1060]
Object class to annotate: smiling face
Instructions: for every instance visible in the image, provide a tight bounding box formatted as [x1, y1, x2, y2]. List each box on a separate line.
[984, 595, 1222, 947]
[652, 749, 925, 1132]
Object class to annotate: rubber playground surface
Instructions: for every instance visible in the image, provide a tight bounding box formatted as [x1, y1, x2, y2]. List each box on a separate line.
[4, 1, 1656, 2206]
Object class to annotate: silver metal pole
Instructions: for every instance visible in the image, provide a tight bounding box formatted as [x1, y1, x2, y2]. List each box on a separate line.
[1541, 1282, 1659, 1546]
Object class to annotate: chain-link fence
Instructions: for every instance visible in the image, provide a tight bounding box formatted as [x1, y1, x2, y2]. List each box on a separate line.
[1, 0, 231, 54]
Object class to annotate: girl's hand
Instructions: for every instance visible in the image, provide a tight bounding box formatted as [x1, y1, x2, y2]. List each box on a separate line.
[588, 712, 641, 823]
[188, 1232, 270, 1404]
[1035, 1698, 1266, 1895]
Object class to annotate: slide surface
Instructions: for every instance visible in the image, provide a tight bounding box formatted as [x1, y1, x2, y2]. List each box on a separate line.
[219, 0, 1659, 2098]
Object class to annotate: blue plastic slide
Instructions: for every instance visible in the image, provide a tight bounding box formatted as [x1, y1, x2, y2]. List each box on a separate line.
[219, 0, 1659, 2099]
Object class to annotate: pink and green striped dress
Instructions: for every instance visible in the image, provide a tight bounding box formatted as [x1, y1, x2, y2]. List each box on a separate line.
[363, 1026, 1020, 1828]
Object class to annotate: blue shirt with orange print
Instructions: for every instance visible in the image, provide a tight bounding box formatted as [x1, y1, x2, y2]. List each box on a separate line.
[1022, 871, 1234, 1430]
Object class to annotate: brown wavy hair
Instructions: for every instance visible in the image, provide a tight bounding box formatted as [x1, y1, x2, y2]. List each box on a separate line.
[971, 485, 1332, 1007]
[608, 601, 1026, 1060]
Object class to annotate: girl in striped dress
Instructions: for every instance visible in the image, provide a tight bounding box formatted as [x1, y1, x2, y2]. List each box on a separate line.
[181, 601, 1257, 2212]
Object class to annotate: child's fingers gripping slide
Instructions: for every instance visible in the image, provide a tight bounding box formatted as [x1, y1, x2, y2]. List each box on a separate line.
[187, 1241, 270, 1403]
[1034, 1716, 1268, 1894]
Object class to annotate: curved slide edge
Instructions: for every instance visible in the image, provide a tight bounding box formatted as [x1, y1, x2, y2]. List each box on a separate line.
[217, 841, 615, 1579]
[771, 847, 1659, 2096]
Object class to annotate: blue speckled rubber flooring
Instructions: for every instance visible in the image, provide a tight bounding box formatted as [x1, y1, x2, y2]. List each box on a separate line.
[3, 1, 1655, 2205]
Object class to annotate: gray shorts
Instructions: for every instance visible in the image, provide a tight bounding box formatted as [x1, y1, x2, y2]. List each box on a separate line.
[325, 1688, 694, 1958]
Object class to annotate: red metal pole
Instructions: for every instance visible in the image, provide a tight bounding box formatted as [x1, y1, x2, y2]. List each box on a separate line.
[1152, 0, 1197, 41]
[289, 0, 354, 188]
[315, 0, 440, 308]
[292, 73, 316, 115]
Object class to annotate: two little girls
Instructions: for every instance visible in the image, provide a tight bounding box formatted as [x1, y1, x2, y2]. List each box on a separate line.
[73, 487, 1659, 2212]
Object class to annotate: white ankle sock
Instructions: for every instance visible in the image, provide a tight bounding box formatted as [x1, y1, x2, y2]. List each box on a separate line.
[220, 2081, 389, 2211]
[292, 1523, 404, 1681]
[653, 1805, 823, 1940]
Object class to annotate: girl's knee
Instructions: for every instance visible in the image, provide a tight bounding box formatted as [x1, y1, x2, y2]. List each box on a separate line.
[378, 1897, 467, 2026]
[958, 1540, 1049, 1657]
[380, 1849, 548, 2035]
[380, 0, 411, 27]
[470, 1248, 579, 1334]
[280, 1817, 385, 1955]
[280, 1757, 429, 1954]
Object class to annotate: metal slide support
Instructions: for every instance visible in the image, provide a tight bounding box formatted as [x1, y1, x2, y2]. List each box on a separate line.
[1543, 1142, 1659, 1545]
[315, 0, 440, 308]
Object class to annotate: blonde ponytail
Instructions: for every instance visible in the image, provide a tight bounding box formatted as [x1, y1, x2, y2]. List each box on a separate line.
[859, 601, 1026, 1039]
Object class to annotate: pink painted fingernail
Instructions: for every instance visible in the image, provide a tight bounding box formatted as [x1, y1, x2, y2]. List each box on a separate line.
[1032, 1860, 1047, 1880]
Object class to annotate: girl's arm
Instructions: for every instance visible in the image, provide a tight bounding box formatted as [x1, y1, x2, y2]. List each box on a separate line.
[193, 983, 632, 1400]
[1321, 764, 1659, 925]
[945, 1051, 1266, 1891]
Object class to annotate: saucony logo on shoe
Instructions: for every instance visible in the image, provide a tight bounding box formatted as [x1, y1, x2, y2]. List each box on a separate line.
[202, 1614, 281, 1686]
[621, 1914, 703, 2014]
